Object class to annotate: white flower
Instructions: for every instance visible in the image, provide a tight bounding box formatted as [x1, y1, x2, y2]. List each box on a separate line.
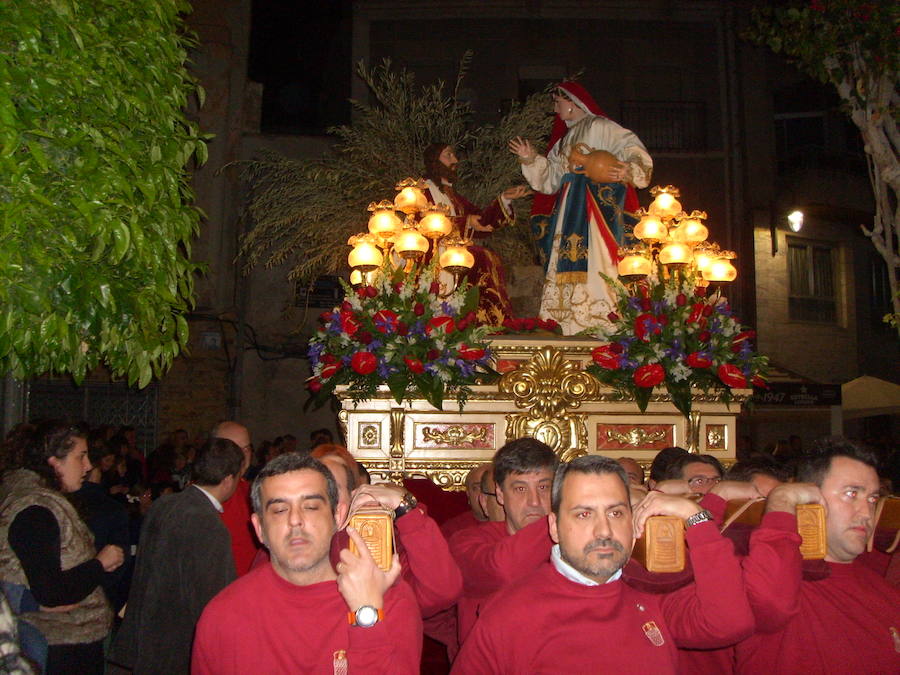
[670, 361, 692, 382]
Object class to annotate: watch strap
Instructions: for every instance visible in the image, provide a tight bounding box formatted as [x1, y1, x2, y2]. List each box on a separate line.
[348, 606, 384, 627]
[393, 492, 418, 519]
[684, 509, 714, 529]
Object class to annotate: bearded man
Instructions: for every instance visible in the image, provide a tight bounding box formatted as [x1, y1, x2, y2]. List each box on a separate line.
[423, 143, 529, 325]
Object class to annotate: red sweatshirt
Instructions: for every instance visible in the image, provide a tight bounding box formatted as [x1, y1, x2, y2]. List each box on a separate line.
[440, 510, 482, 540]
[192, 562, 423, 674]
[735, 555, 900, 674]
[219, 478, 260, 576]
[448, 517, 554, 644]
[452, 521, 753, 674]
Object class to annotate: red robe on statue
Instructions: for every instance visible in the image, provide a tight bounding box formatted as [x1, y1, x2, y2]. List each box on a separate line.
[424, 179, 515, 326]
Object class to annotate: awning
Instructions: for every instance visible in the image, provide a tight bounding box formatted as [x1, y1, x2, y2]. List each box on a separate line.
[841, 375, 900, 420]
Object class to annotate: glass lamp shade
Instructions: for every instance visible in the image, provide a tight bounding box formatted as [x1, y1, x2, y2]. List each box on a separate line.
[658, 242, 692, 266]
[394, 186, 428, 215]
[617, 254, 651, 279]
[703, 258, 738, 282]
[648, 192, 681, 219]
[349, 269, 363, 286]
[418, 211, 453, 239]
[348, 241, 384, 272]
[676, 218, 708, 244]
[633, 215, 667, 242]
[439, 245, 475, 273]
[368, 209, 402, 238]
[393, 229, 429, 259]
[693, 248, 715, 272]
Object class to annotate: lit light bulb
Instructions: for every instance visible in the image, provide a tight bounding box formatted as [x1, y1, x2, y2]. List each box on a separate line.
[348, 241, 383, 271]
[634, 215, 667, 242]
[703, 258, 737, 282]
[439, 245, 475, 272]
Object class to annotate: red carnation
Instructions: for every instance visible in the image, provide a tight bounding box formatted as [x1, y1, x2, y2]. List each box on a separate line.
[397, 322, 409, 336]
[365, 285, 378, 298]
[426, 316, 455, 335]
[413, 302, 425, 316]
[675, 293, 687, 307]
[459, 344, 486, 361]
[308, 378, 322, 393]
[404, 356, 424, 374]
[356, 331, 373, 345]
[426, 349, 440, 361]
[695, 286, 707, 297]
[429, 281, 441, 295]
[607, 312, 620, 322]
[686, 351, 712, 369]
[341, 301, 352, 312]
[634, 363, 665, 388]
[698, 330, 711, 343]
[322, 353, 337, 365]
[591, 345, 620, 370]
[640, 298, 652, 311]
[717, 364, 747, 388]
[540, 319, 560, 332]
[351, 351, 377, 375]
[522, 318, 537, 331]
[392, 282, 403, 294]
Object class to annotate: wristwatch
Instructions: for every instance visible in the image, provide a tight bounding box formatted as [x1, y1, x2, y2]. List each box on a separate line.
[349, 605, 383, 628]
[393, 491, 418, 520]
[684, 509, 714, 529]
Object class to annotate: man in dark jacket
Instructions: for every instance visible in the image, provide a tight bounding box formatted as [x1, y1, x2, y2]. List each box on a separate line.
[109, 438, 243, 674]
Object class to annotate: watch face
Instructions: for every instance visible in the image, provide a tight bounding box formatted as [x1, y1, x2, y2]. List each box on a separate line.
[355, 605, 379, 628]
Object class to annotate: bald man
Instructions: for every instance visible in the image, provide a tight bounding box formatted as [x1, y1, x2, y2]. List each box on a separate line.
[212, 421, 260, 575]
[478, 466, 505, 522]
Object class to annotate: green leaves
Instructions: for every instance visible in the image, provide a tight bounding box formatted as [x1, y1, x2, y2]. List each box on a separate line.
[0, 0, 207, 385]
[238, 56, 552, 291]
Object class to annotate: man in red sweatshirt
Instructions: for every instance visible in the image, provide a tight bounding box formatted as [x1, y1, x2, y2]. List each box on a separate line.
[448, 438, 558, 644]
[734, 438, 900, 674]
[452, 455, 754, 673]
[192, 453, 422, 674]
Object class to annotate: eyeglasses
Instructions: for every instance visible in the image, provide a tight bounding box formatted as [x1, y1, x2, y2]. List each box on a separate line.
[482, 490, 497, 497]
[688, 475, 721, 489]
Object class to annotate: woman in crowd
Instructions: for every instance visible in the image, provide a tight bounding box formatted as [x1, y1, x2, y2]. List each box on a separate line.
[509, 81, 652, 334]
[0, 421, 124, 674]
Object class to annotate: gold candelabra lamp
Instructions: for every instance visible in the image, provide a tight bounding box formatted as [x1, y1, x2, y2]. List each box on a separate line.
[346, 179, 475, 293]
[618, 185, 738, 285]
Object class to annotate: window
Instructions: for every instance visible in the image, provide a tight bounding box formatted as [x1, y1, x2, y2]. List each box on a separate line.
[868, 255, 892, 326]
[295, 275, 344, 309]
[787, 240, 837, 323]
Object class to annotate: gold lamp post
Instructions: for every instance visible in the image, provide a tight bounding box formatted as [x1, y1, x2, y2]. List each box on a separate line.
[622, 185, 737, 293]
[347, 178, 475, 289]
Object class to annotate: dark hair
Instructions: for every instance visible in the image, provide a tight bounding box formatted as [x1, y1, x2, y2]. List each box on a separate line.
[552, 455, 630, 514]
[87, 442, 116, 469]
[251, 452, 339, 516]
[665, 453, 724, 481]
[191, 438, 244, 487]
[423, 142, 452, 184]
[493, 437, 558, 489]
[357, 463, 370, 485]
[725, 456, 792, 483]
[11, 421, 87, 490]
[648, 446, 689, 484]
[797, 437, 880, 486]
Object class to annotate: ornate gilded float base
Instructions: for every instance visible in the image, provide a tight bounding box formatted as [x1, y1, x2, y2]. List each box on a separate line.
[338, 338, 748, 488]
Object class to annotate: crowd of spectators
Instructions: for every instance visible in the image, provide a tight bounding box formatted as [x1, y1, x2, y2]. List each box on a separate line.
[0, 420, 896, 674]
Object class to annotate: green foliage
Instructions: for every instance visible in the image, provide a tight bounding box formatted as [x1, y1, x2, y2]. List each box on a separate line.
[239, 55, 552, 289]
[746, 1, 898, 105]
[0, 0, 206, 386]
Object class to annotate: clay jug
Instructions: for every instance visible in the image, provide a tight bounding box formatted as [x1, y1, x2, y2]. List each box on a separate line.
[568, 143, 620, 183]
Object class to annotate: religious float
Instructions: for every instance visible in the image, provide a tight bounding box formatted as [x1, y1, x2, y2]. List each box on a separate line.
[308, 181, 765, 489]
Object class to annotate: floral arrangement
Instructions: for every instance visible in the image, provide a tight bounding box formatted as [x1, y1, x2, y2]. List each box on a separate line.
[586, 272, 768, 417]
[307, 260, 496, 410]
